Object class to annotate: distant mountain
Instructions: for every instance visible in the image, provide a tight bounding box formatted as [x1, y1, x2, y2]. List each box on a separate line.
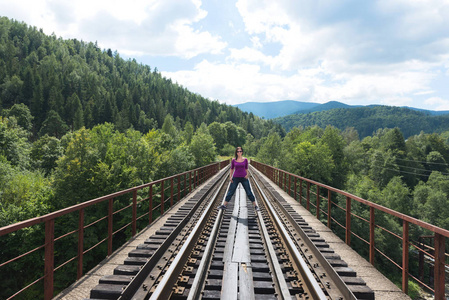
[401, 106, 449, 116]
[234, 100, 449, 119]
[295, 101, 359, 114]
[274, 105, 449, 138]
[234, 100, 318, 119]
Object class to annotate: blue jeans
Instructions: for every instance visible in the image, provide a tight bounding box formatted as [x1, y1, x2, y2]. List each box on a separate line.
[225, 177, 255, 203]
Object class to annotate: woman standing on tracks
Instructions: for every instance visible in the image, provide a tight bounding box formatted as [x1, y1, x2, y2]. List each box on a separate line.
[218, 147, 259, 211]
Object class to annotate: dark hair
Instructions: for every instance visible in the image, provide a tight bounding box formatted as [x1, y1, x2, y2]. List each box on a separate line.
[234, 147, 243, 160]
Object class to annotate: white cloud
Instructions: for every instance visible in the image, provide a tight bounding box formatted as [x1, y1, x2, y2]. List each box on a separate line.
[228, 47, 272, 65]
[223, 0, 449, 108]
[425, 97, 449, 110]
[163, 60, 321, 105]
[0, 0, 226, 58]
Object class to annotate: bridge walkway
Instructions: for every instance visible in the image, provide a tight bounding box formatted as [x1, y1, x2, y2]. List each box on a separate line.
[54, 167, 410, 300]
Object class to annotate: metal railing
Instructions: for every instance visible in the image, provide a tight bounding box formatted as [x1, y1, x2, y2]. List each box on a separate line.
[0, 160, 228, 300]
[251, 160, 449, 300]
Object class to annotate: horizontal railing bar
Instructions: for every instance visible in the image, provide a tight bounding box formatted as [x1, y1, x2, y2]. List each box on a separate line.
[0, 243, 45, 268]
[376, 224, 403, 240]
[113, 222, 132, 236]
[54, 255, 77, 272]
[114, 203, 133, 215]
[351, 231, 369, 245]
[136, 213, 148, 222]
[7, 274, 44, 300]
[55, 228, 78, 242]
[409, 273, 434, 293]
[376, 247, 402, 270]
[352, 213, 369, 223]
[84, 215, 107, 229]
[332, 218, 345, 230]
[83, 237, 108, 255]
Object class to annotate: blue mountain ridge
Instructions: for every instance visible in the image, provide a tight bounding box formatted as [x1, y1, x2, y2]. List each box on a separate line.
[234, 100, 449, 119]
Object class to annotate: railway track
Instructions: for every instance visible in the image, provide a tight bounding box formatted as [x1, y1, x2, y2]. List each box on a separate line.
[88, 166, 374, 299]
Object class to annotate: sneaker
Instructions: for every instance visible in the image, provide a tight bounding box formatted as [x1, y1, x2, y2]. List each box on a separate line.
[218, 204, 227, 210]
[254, 205, 260, 211]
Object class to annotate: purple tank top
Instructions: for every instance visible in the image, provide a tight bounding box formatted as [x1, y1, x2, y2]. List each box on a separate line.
[231, 158, 248, 178]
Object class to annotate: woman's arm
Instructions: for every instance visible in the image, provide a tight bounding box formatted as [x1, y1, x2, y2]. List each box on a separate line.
[229, 159, 235, 181]
[229, 167, 235, 181]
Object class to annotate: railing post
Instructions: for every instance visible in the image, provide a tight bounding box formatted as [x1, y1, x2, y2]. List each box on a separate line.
[108, 198, 113, 256]
[170, 178, 174, 207]
[161, 180, 165, 215]
[294, 177, 297, 202]
[288, 174, 291, 196]
[77, 208, 84, 279]
[189, 172, 192, 193]
[418, 237, 424, 282]
[346, 196, 351, 246]
[149, 184, 153, 224]
[316, 186, 320, 219]
[132, 190, 137, 236]
[327, 190, 331, 228]
[402, 220, 409, 294]
[369, 207, 375, 265]
[434, 233, 445, 300]
[299, 179, 303, 206]
[184, 173, 187, 197]
[177, 175, 181, 202]
[283, 172, 286, 191]
[306, 182, 310, 211]
[44, 219, 55, 300]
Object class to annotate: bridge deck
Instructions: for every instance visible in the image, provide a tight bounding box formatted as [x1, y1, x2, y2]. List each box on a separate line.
[54, 168, 410, 300]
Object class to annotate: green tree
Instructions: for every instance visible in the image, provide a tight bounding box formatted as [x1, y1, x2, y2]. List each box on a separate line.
[189, 124, 216, 167]
[0, 116, 31, 169]
[415, 172, 449, 228]
[181, 121, 194, 145]
[208, 122, 227, 152]
[321, 126, 347, 187]
[382, 176, 412, 215]
[30, 135, 63, 174]
[426, 151, 448, 173]
[161, 114, 178, 139]
[0, 75, 23, 107]
[256, 131, 282, 167]
[3, 103, 33, 131]
[291, 141, 335, 184]
[39, 110, 69, 138]
[30, 75, 44, 128]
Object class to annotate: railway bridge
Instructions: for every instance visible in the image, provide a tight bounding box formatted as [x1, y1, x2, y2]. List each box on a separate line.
[1, 160, 448, 299]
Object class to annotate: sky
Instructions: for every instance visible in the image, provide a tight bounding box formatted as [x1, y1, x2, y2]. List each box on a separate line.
[2, 0, 449, 110]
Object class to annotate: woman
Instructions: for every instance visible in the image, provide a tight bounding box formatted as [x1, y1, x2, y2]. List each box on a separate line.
[218, 147, 259, 211]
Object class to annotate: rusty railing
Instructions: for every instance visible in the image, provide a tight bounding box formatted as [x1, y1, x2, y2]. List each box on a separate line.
[0, 160, 228, 300]
[251, 160, 449, 300]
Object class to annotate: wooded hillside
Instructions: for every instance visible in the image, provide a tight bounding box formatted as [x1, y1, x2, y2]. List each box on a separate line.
[275, 106, 449, 138]
[0, 17, 282, 139]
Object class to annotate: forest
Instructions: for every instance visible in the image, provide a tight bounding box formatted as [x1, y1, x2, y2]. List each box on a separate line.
[275, 105, 449, 139]
[1, 17, 449, 299]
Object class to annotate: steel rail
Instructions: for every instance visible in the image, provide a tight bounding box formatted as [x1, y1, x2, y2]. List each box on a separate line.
[251, 166, 358, 300]
[250, 169, 329, 300]
[149, 169, 229, 300]
[117, 166, 229, 300]
[250, 173, 292, 299]
[186, 183, 230, 300]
